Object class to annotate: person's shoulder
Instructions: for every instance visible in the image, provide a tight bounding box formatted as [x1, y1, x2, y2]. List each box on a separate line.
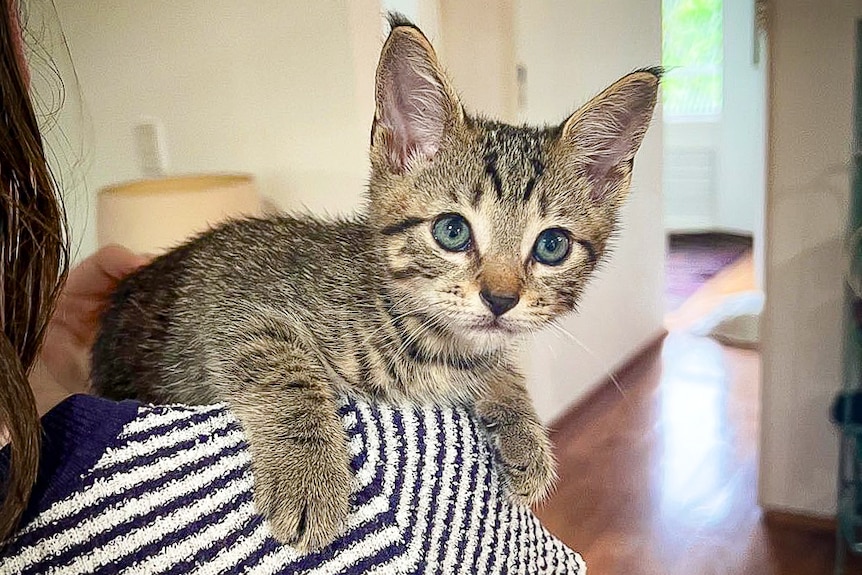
[48, 394, 236, 439]
[109, 400, 236, 451]
[6, 395, 236, 529]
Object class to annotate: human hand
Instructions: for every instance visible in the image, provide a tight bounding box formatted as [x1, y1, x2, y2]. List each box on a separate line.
[36, 245, 150, 398]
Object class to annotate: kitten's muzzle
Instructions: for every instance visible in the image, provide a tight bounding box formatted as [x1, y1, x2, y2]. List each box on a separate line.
[480, 289, 520, 317]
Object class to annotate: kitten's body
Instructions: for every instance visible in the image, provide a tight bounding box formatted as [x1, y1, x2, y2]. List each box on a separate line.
[92, 15, 659, 552]
[94, 214, 508, 407]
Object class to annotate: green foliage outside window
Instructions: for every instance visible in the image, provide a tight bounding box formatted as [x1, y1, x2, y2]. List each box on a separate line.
[662, 0, 723, 117]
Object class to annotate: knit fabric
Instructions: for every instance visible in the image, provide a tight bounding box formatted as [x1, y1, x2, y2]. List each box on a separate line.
[0, 394, 585, 574]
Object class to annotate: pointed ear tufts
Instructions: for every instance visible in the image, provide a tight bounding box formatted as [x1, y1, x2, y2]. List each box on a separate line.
[372, 16, 461, 174]
[560, 69, 660, 201]
[386, 11, 422, 34]
[633, 66, 664, 81]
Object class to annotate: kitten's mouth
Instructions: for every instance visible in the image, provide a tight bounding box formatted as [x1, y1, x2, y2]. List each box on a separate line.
[471, 318, 518, 335]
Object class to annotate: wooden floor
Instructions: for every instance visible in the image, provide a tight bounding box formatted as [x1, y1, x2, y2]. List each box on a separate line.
[534, 252, 862, 574]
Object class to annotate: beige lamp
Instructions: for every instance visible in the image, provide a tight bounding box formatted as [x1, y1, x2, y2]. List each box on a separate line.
[97, 173, 262, 254]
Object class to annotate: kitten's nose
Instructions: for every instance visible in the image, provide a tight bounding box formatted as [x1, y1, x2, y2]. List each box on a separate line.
[480, 289, 520, 317]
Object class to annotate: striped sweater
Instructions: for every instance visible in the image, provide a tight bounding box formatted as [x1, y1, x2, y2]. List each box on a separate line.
[0, 394, 585, 574]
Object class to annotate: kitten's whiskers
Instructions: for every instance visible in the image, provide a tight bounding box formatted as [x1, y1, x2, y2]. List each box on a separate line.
[546, 322, 627, 399]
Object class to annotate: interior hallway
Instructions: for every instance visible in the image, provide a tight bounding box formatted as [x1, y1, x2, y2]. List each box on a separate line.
[534, 253, 860, 574]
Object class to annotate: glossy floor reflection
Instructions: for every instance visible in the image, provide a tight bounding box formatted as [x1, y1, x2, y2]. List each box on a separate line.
[534, 254, 861, 574]
[534, 334, 754, 573]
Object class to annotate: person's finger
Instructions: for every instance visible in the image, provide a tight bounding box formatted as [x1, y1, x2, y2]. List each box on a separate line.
[63, 245, 149, 297]
[95, 244, 150, 281]
[50, 245, 150, 342]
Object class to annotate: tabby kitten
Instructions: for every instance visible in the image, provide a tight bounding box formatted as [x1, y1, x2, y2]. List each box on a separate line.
[91, 15, 659, 552]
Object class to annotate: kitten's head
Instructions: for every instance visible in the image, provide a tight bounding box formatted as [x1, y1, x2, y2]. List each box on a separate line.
[368, 15, 659, 352]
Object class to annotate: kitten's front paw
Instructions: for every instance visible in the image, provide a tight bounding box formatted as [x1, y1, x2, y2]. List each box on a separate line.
[253, 446, 352, 552]
[488, 416, 557, 506]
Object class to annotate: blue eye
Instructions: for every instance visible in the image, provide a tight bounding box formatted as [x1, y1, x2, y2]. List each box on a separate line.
[432, 213, 472, 252]
[533, 228, 571, 266]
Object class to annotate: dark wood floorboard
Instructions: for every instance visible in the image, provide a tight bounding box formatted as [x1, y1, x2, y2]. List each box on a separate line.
[534, 332, 862, 574]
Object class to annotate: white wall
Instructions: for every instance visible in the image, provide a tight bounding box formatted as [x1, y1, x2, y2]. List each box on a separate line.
[438, 0, 518, 122]
[515, 1, 664, 423]
[663, 121, 720, 231]
[44, 0, 382, 260]
[717, 0, 766, 238]
[759, 0, 862, 517]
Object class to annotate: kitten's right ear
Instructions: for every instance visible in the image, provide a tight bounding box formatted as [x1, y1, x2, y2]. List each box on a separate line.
[372, 15, 463, 175]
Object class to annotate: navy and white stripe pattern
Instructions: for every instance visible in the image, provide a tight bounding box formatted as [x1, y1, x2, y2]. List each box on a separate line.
[1, 397, 585, 574]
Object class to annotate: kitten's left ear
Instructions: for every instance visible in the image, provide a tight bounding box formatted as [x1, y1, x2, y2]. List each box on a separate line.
[559, 68, 661, 202]
[372, 15, 463, 175]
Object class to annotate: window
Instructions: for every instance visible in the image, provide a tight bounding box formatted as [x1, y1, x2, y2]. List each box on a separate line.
[662, 0, 723, 118]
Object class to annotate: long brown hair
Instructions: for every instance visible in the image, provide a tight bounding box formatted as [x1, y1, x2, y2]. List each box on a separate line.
[0, 0, 69, 540]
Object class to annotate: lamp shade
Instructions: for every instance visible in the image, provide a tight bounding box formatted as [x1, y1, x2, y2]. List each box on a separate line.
[97, 173, 261, 254]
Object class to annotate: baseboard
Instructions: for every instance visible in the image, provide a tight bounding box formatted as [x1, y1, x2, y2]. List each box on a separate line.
[763, 508, 836, 533]
[548, 328, 668, 437]
[665, 227, 755, 240]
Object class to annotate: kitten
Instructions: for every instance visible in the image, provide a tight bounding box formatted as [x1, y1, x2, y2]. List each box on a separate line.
[91, 14, 659, 552]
